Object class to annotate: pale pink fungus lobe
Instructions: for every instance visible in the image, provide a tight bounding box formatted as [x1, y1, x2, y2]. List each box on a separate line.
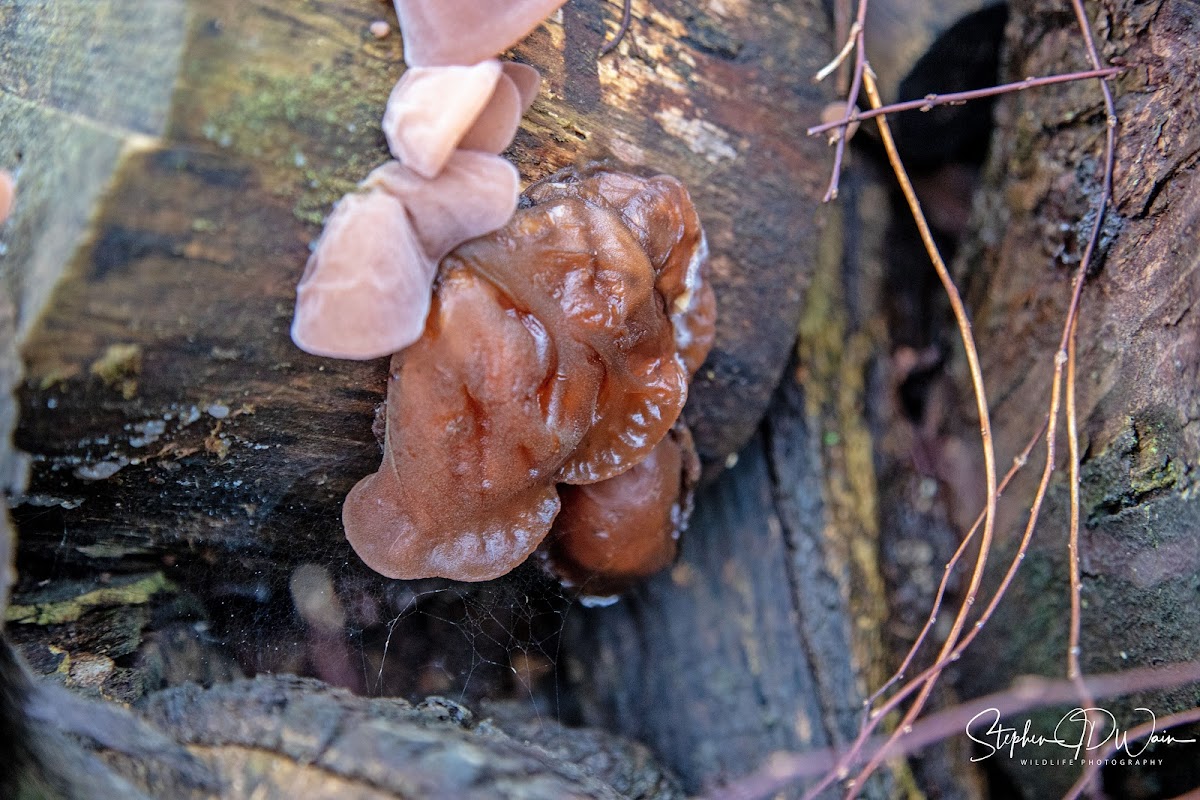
[392, 0, 568, 67]
[383, 60, 501, 179]
[0, 171, 14, 224]
[369, 20, 392, 39]
[290, 152, 518, 360]
[457, 62, 542, 155]
[383, 60, 540, 178]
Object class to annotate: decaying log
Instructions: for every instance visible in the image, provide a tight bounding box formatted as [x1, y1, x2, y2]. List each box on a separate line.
[0, 0, 927, 796]
[9, 0, 832, 570]
[932, 0, 1200, 792]
[1, 638, 683, 800]
[111, 676, 683, 800]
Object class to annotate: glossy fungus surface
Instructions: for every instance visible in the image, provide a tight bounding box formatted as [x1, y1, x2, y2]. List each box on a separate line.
[343, 167, 715, 583]
[383, 61, 542, 178]
[547, 424, 701, 596]
[523, 164, 718, 377]
[382, 60, 506, 179]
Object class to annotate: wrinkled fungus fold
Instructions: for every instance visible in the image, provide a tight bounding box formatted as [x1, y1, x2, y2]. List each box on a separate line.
[292, 0, 715, 591]
[343, 166, 716, 584]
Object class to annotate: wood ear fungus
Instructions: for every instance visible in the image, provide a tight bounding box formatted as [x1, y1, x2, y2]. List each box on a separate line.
[290, 153, 518, 360]
[343, 166, 716, 585]
[391, 0, 568, 68]
[545, 424, 701, 598]
[292, 2, 554, 362]
[382, 61, 541, 180]
[290, 1, 717, 593]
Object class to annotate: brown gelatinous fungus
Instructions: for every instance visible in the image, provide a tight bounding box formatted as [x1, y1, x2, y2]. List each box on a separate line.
[524, 164, 718, 377]
[291, 152, 518, 360]
[343, 262, 579, 582]
[392, 0, 569, 68]
[343, 165, 716, 584]
[546, 424, 701, 598]
[467, 197, 689, 486]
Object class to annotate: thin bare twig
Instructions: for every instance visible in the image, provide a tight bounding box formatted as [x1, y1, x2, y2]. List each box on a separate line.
[1067, 315, 1084, 690]
[799, 67, 1000, 800]
[1066, 313, 1102, 781]
[1064, 705, 1200, 800]
[865, 416, 1049, 711]
[867, 0, 1118, 783]
[599, 0, 633, 56]
[706, 660, 1200, 800]
[764, 1, 1120, 797]
[819, 8, 1118, 793]
[815, 22, 862, 83]
[820, 0, 871, 201]
[807, 67, 1121, 136]
[1061, 0, 1119, 790]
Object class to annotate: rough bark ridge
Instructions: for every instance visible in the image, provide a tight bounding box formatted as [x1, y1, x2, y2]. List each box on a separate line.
[952, 0, 1200, 791]
[112, 677, 684, 800]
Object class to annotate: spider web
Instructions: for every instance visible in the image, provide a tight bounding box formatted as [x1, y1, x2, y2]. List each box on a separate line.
[191, 521, 580, 719]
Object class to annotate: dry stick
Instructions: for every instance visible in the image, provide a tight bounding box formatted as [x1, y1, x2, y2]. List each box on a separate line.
[737, 7, 1118, 799]
[792, 3, 1116, 794]
[598, 0, 633, 56]
[831, 0, 854, 94]
[1066, 312, 1101, 765]
[841, 356, 1065, 798]
[819, 0, 871, 201]
[845, 272, 1082, 797]
[865, 415, 1050, 712]
[1066, 317, 1083, 691]
[806, 67, 1121, 137]
[851, 59, 1120, 745]
[706, 660, 1200, 800]
[797, 66, 1001, 800]
[1064, 705, 1200, 800]
[844, 297, 1091, 794]
[861, 8, 1118, 793]
[815, 21, 862, 83]
[1060, 0, 1119, 791]
[859, 65, 1118, 724]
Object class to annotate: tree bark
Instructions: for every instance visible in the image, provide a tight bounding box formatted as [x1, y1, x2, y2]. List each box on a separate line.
[938, 0, 1200, 792]
[1, 1, 908, 798]
[10, 0, 831, 569]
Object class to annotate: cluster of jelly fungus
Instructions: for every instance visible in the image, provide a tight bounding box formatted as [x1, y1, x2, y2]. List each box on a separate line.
[343, 164, 716, 588]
